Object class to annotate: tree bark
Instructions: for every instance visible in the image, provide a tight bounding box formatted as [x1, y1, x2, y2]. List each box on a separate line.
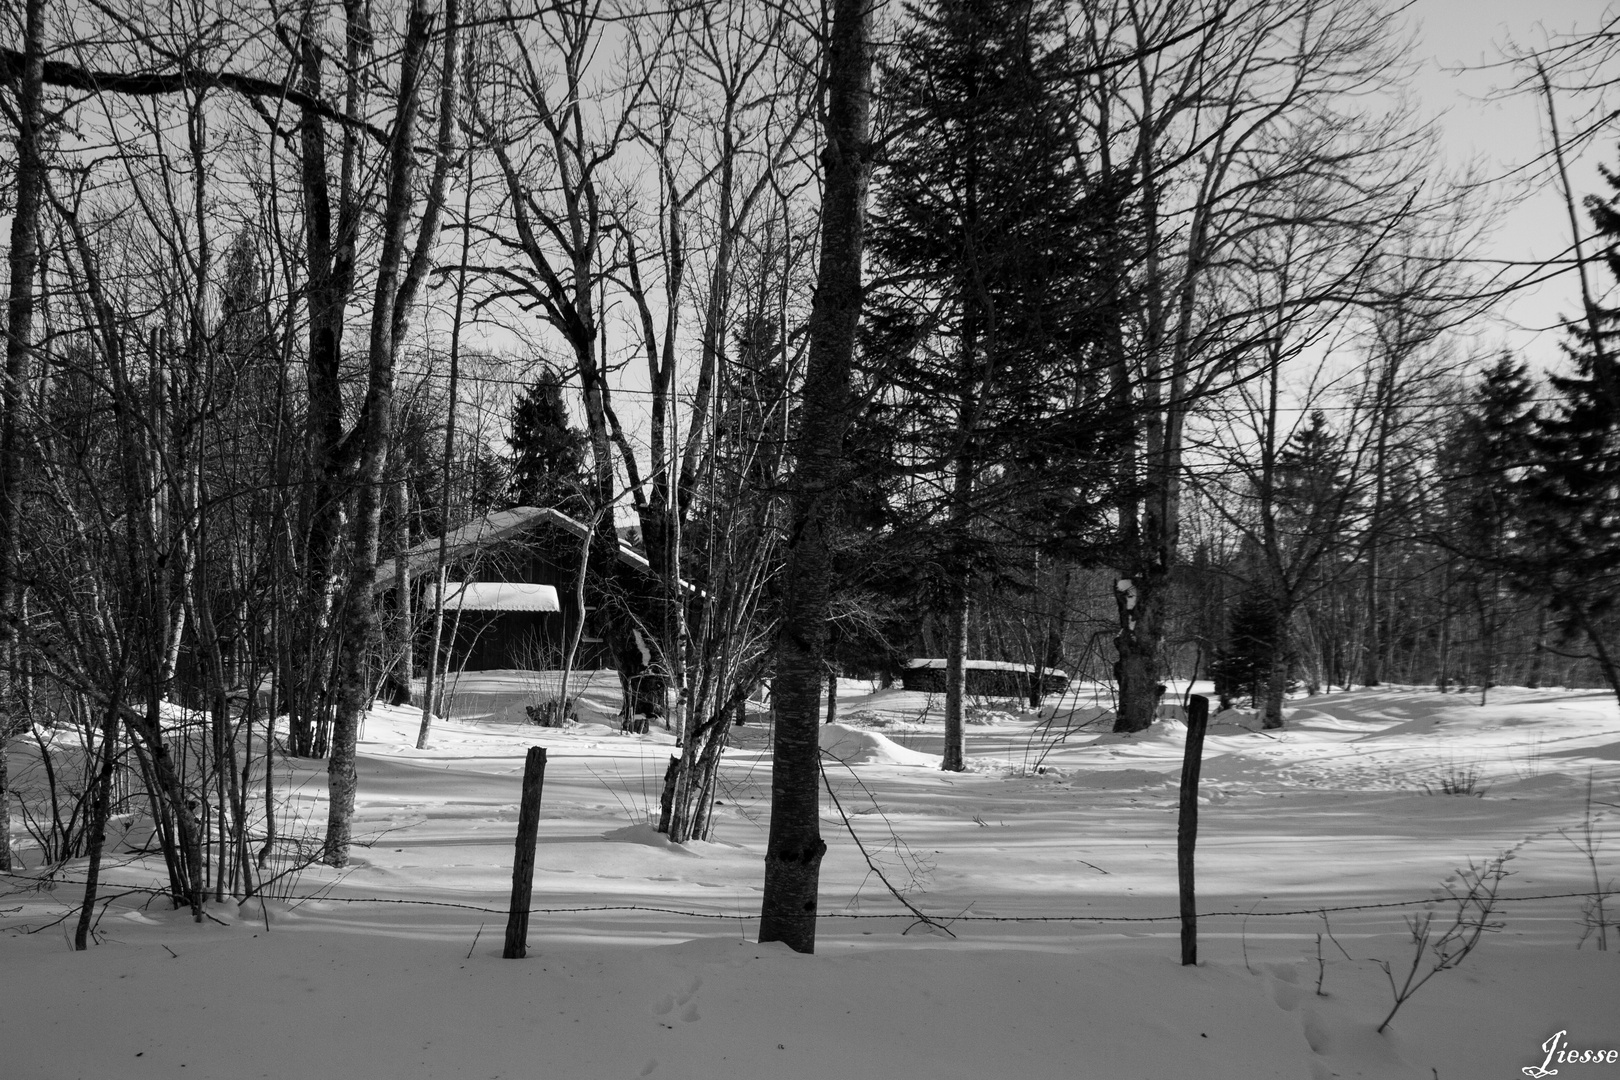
[74, 703, 121, 950]
[1261, 648, 1288, 730]
[758, 0, 871, 955]
[388, 476, 413, 706]
[942, 587, 968, 771]
[1113, 572, 1166, 732]
[325, 0, 438, 866]
[0, 0, 46, 874]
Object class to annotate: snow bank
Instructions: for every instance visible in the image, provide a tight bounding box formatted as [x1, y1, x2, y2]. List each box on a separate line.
[603, 823, 703, 856]
[819, 722, 942, 767]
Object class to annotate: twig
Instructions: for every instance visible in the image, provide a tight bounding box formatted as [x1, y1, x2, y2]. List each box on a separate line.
[1316, 909, 1354, 964]
[819, 756, 955, 938]
[1241, 902, 1260, 974]
[1374, 856, 1507, 1033]
[1560, 771, 1613, 951]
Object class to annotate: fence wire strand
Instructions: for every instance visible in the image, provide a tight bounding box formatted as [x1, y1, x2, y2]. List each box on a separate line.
[1, 873, 1607, 924]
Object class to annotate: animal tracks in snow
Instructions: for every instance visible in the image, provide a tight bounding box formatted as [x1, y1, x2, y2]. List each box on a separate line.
[651, 976, 704, 1028]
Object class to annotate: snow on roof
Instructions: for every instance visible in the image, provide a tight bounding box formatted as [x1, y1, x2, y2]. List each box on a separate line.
[905, 658, 1068, 678]
[432, 581, 560, 612]
[374, 507, 692, 594]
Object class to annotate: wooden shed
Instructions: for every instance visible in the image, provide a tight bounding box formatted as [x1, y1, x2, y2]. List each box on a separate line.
[900, 659, 1069, 697]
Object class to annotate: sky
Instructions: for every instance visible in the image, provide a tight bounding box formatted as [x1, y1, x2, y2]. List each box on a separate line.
[1405, 0, 1618, 370]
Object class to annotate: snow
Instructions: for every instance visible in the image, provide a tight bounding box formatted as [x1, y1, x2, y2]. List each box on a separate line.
[905, 657, 1069, 677]
[433, 580, 562, 611]
[4, 680, 1620, 1079]
[820, 721, 942, 767]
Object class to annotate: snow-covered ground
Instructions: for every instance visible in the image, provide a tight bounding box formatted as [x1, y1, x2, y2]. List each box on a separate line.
[4, 676, 1619, 1079]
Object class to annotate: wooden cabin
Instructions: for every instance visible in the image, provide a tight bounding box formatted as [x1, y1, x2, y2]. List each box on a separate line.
[378, 506, 657, 672]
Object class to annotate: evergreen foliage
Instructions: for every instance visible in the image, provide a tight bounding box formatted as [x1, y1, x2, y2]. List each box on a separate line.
[507, 367, 590, 517]
[1210, 592, 1283, 707]
[862, 0, 1129, 616]
[1525, 166, 1620, 676]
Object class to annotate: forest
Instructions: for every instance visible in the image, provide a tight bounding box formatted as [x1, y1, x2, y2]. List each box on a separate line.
[1, 0, 1619, 991]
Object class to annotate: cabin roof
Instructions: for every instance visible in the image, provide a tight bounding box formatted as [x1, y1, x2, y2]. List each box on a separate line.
[374, 506, 688, 592]
[431, 581, 562, 612]
[905, 658, 1069, 679]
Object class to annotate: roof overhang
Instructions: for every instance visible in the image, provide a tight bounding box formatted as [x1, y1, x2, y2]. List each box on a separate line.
[373, 506, 695, 596]
[432, 581, 561, 612]
[905, 659, 1068, 679]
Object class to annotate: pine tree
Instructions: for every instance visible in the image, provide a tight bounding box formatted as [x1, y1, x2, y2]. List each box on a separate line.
[1210, 592, 1282, 710]
[1436, 356, 1538, 694]
[1521, 348, 1620, 700]
[865, 0, 1126, 769]
[507, 367, 590, 517]
[1516, 163, 1620, 703]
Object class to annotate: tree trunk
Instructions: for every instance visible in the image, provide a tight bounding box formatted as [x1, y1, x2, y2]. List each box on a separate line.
[1578, 609, 1620, 710]
[758, 0, 871, 956]
[1261, 648, 1288, 730]
[942, 587, 968, 771]
[325, 0, 435, 867]
[1030, 564, 1070, 709]
[1526, 605, 1548, 689]
[418, 153, 471, 750]
[825, 665, 839, 725]
[75, 703, 121, 950]
[0, 0, 46, 874]
[1113, 571, 1166, 732]
[387, 476, 413, 706]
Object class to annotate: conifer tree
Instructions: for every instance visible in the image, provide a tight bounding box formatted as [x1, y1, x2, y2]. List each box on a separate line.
[1210, 592, 1281, 710]
[1437, 356, 1539, 694]
[507, 367, 590, 518]
[1511, 161, 1620, 703]
[866, 0, 1125, 769]
[1521, 303, 1620, 698]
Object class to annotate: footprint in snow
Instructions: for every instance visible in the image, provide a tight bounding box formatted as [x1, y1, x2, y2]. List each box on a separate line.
[1265, 963, 1304, 1013]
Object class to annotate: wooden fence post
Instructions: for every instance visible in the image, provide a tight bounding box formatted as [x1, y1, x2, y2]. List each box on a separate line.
[1178, 694, 1210, 966]
[503, 746, 547, 959]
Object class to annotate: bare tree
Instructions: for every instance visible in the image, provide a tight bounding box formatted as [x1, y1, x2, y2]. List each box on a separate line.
[324, 0, 463, 867]
[1068, 0, 1436, 730]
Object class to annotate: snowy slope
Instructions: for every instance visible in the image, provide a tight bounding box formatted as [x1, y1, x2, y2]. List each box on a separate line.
[3, 681, 1618, 1079]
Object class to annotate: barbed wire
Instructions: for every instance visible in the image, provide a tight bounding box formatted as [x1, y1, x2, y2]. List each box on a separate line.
[1, 873, 1605, 925]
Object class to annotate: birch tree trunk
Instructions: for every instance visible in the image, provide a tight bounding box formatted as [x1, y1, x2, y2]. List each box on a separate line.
[326, 0, 456, 866]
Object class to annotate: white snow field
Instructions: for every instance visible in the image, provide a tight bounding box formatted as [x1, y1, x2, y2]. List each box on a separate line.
[3, 675, 1619, 1080]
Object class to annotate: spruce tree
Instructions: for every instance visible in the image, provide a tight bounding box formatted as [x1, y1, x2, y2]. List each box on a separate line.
[1437, 356, 1538, 694]
[507, 367, 590, 517]
[1210, 592, 1281, 710]
[1517, 163, 1620, 703]
[865, 0, 1126, 768]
